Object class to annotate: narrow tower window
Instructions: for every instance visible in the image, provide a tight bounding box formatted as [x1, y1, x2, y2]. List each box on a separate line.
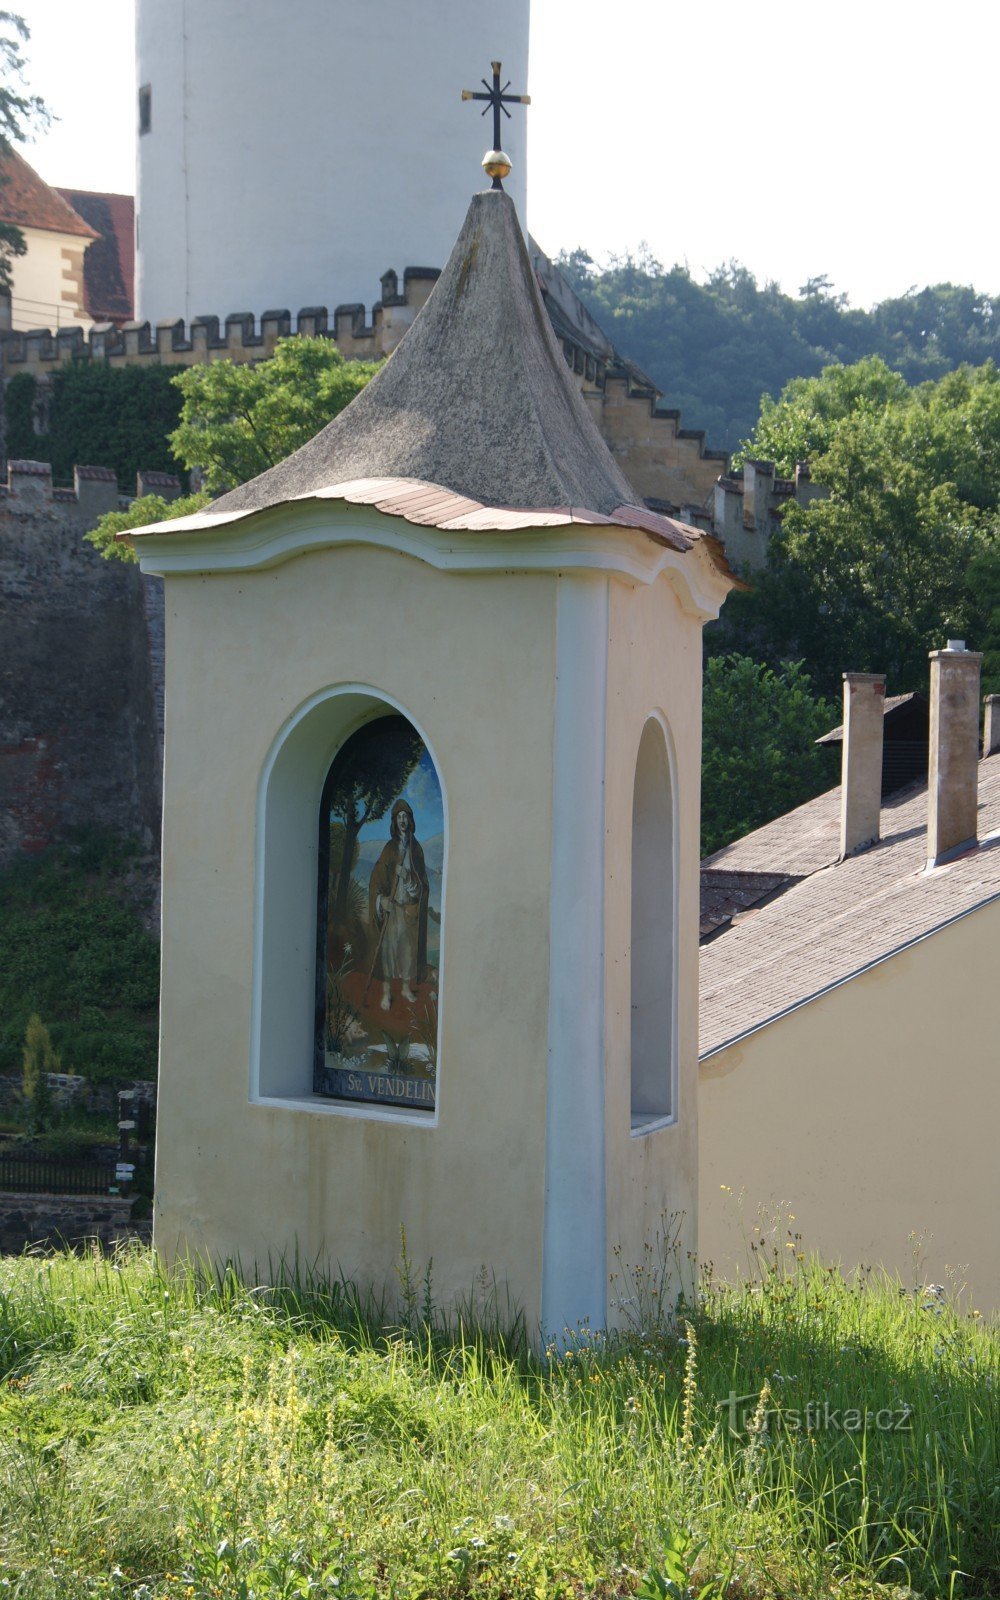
[315, 711, 443, 1116]
[630, 715, 676, 1129]
[138, 84, 152, 135]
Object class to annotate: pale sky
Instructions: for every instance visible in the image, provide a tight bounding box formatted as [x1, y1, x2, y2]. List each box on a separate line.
[11, 0, 999, 309]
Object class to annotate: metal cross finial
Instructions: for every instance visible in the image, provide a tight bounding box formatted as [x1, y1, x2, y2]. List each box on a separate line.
[461, 59, 530, 190]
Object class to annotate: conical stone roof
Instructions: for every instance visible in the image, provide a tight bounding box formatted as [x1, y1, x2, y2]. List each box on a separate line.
[210, 189, 643, 519]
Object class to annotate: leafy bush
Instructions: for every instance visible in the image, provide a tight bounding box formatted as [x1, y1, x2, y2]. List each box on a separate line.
[85, 488, 211, 562]
[701, 656, 837, 856]
[19, 1012, 58, 1133]
[169, 334, 380, 492]
[4, 368, 36, 453]
[0, 830, 159, 1082]
[4, 362, 183, 490]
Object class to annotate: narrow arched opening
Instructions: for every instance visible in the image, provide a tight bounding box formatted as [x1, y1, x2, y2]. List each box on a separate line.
[630, 715, 676, 1130]
[315, 710, 444, 1115]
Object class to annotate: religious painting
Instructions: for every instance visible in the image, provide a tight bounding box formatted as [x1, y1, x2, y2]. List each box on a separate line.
[315, 714, 443, 1112]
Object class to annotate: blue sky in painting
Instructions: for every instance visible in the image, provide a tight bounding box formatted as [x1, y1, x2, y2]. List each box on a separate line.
[356, 747, 443, 850]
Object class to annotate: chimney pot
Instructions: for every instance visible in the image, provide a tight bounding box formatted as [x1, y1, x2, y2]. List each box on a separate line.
[927, 643, 983, 866]
[983, 695, 1000, 758]
[839, 672, 886, 859]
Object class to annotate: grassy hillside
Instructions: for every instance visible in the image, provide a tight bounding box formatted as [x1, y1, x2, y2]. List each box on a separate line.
[0, 1240, 995, 1599]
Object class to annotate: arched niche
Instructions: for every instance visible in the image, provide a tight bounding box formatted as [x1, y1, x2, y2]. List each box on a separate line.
[630, 713, 677, 1131]
[250, 686, 445, 1124]
[315, 714, 443, 1114]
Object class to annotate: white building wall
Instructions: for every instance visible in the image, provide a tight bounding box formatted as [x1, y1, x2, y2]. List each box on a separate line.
[10, 227, 92, 333]
[136, 0, 530, 326]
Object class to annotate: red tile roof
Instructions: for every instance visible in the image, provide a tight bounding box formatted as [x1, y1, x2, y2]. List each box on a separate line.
[55, 188, 134, 321]
[0, 149, 96, 238]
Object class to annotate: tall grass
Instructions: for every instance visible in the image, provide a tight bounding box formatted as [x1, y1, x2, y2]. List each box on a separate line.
[0, 1241, 996, 1599]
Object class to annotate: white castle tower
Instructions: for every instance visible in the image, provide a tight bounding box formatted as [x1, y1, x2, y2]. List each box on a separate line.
[135, 0, 530, 325]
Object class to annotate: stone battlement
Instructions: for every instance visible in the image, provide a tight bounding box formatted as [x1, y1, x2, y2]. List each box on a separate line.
[0, 459, 182, 517]
[708, 458, 826, 571]
[0, 275, 824, 570]
[0, 267, 443, 378]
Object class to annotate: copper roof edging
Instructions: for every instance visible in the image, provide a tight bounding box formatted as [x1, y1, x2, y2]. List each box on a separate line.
[120, 475, 725, 561]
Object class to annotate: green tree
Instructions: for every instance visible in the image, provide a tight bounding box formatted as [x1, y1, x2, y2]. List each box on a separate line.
[968, 540, 1000, 691]
[733, 355, 911, 470]
[87, 489, 212, 562]
[0, 832, 160, 1083]
[0, 10, 48, 294]
[169, 336, 380, 493]
[556, 249, 1000, 450]
[20, 1012, 58, 1134]
[701, 656, 837, 856]
[5, 365, 186, 490]
[717, 359, 1000, 697]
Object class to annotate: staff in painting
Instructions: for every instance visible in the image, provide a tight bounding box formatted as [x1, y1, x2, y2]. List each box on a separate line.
[362, 858, 403, 1006]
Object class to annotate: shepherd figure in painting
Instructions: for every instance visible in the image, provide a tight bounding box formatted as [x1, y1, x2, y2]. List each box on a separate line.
[368, 799, 429, 1011]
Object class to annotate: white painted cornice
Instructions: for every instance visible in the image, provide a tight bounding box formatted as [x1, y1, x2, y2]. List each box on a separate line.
[135, 499, 732, 620]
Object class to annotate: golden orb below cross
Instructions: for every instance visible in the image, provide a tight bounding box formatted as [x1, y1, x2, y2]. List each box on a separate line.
[482, 148, 512, 182]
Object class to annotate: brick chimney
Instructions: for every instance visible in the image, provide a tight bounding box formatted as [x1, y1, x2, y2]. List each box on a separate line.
[839, 673, 886, 858]
[927, 641, 983, 867]
[984, 694, 1000, 758]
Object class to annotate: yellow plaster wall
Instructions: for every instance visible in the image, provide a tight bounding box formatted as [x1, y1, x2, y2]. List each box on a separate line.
[155, 541, 558, 1321]
[699, 902, 1000, 1311]
[604, 573, 704, 1313]
[10, 227, 92, 332]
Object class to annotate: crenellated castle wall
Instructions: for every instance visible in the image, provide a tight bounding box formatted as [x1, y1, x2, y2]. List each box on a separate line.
[0, 268, 443, 377]
[708, 459, 826, 571]
[1, 262, 735, 523]
[0, 276, 825, 879]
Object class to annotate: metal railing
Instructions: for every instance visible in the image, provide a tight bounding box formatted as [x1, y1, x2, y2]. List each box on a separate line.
[0, 1154, 116, 1195]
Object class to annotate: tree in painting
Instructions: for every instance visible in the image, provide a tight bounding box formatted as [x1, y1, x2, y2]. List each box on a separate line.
[326, 716, 423, 926]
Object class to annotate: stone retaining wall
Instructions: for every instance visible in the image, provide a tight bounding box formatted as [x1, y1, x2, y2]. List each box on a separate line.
[0, 1074, 156, 1118]
[0, 1191, 144, 1254]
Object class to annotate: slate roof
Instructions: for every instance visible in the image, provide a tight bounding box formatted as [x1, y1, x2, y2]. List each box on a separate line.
[55, 188, 134, 321]
[699, 869, 795, 940]
[699, 753, 1000, 1057]
[0, 149, 96, 238]
[702, 783, 843, 881]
